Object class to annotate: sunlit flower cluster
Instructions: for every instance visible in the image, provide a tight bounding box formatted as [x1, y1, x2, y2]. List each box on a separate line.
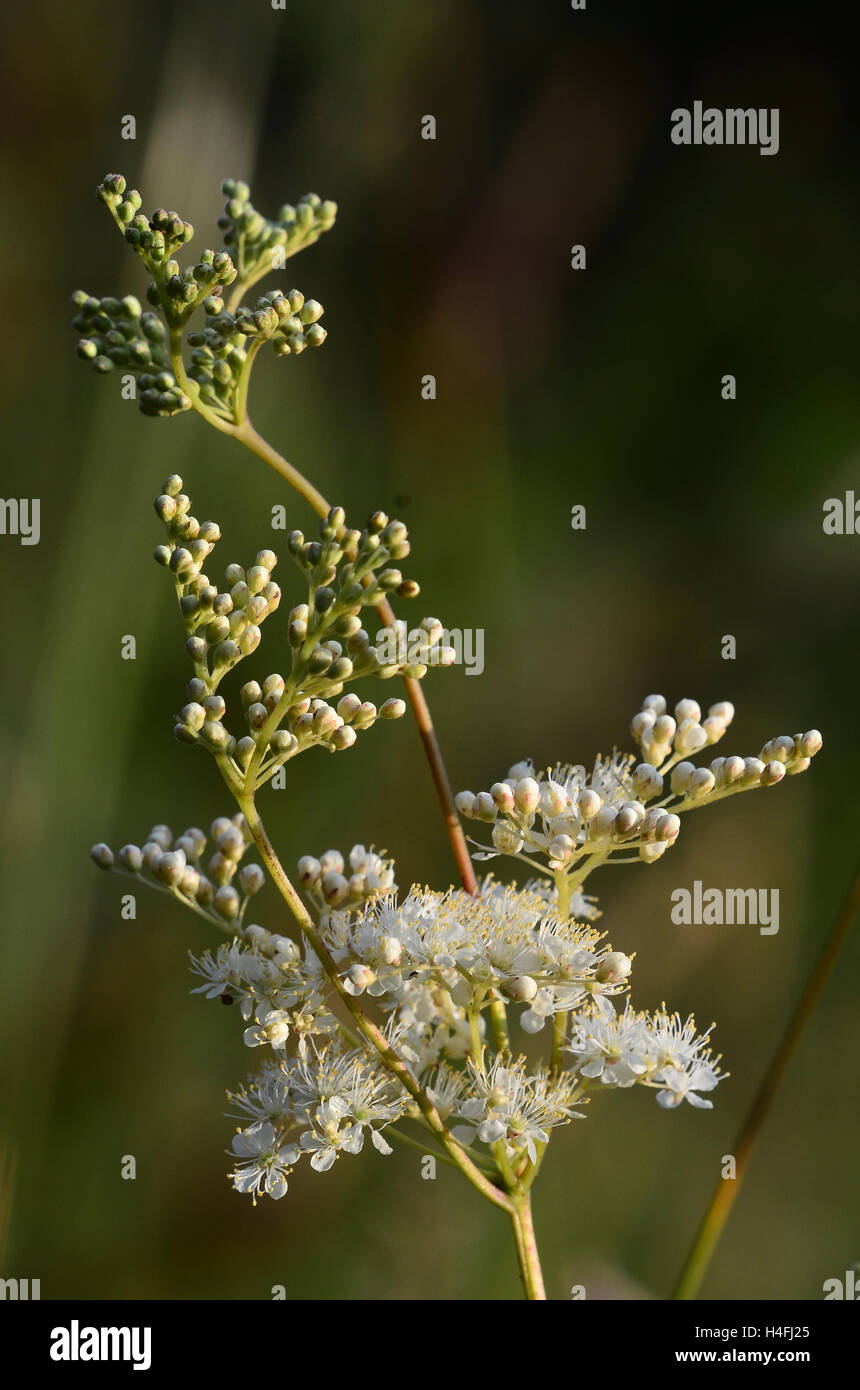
[456, 694, 822, 886]
[566, 1004, 725, 1109]
[190, 848, 727, 1201]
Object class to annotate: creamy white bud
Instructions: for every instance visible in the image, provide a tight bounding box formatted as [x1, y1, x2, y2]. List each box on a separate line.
[655, 812, 680, 842]
[675, 698, 701, 724]
[675, 720, 707, 754]
[491, 782, 516, 812]
[670, 761, 696, 794]
[322, 870, 349, 905]
[297, 855, 321, 887]
[347, 963, 376, 990]
[633, 763, 663, 799]
[631, 710, 656, 741]
[720, 754, 745, 786]
[652, 714, 677, 744]
[596, 951, 632, 983]
[501, 974, 538, 1002]
[548, 833, 575, 862]
[709, 701, 734, 725]
[613, 803, 643, 837]
[642, 694, 667, 715]
[514, 777, 541, 814]
[689, 767, 715, 797]
[378, 936, 402, 966]
[589, 805, 618, 840]
[760, 734, 795, 763]
[578, 788, 602, 820]
[760, 760, 786, 786]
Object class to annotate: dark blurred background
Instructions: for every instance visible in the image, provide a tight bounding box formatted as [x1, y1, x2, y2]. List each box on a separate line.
[1, 0, 858, 1300]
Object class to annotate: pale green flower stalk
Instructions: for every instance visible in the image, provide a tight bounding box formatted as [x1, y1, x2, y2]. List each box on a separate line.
[77, 174, 823, 1301]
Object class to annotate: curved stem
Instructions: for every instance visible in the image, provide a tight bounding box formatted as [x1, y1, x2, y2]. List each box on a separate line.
[673, 860, 860, 1299]
[230, 415, 478, 896]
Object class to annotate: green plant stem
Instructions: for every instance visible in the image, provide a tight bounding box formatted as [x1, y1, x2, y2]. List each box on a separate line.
[237, 793, 511, 1214]
[673, 861, 860, 1299]
[489, 998, 510, 1053]
[510, 1191, 546, 1300]
[550, 870, 571, 1069]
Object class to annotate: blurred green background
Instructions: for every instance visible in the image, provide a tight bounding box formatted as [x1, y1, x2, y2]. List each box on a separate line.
[1, 0, 858, 1300]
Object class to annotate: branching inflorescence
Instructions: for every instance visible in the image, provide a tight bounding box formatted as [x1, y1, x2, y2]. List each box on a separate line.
[78, 171, 822, 1300]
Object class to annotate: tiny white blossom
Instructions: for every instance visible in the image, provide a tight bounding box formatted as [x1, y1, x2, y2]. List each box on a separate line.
[230, 1122, 299, 1203]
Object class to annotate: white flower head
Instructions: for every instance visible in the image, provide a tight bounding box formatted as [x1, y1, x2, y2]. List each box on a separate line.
[230, 1122, 300, 1203]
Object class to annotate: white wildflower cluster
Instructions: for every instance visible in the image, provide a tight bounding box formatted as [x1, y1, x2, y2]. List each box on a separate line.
[226, 1042, 410, 1201]
[567, 1004, 725, 1109]
[456, 694, 822, 885]
[212, 853, 723, 1202]
[449, 1056, 584, 1161]
[320, 878, 628, 1034]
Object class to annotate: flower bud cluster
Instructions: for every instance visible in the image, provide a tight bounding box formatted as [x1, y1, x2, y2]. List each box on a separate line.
[148, 483, 444, 787]
[71, 290, 194, 416]
[186, 288, 326, 419]
[97, 174, 238, 329]
[457, 754, 680, 877]
[151, 475, 279, 713]
[72, 174, 337, 427]
[217, 178, 336, 291]
[630, 694, 735, 767]
[297, 845, 397, 911]
[457, 694, 822, 888]
[91, 814, 263, 927]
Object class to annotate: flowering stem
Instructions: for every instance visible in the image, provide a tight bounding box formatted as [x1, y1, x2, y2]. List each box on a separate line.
[673, 861, 860, 1299]
[228, 416, 478, 896]
[510, 1191, 547, 1300]
[550, 870, 572, 1069]
[237, 793, 512, 1214]
[489, 998, 510, 1053]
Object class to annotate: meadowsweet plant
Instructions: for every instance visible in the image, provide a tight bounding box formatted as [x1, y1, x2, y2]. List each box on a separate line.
[78, 172, 823, 1300]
